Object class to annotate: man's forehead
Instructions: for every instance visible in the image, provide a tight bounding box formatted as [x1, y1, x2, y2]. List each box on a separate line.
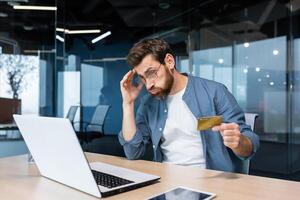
[134, 55, 158, 74]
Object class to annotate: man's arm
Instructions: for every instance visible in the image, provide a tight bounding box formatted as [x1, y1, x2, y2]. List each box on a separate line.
[119, 70, 150, 160]
[120, 70, 143, 141]
[212, 84, 259, 158]
[118, 99, 152, 160]
[122, 102, 137, 141]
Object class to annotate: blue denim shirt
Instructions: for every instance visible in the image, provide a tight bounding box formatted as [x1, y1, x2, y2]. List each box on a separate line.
[118, 75, 260, 173]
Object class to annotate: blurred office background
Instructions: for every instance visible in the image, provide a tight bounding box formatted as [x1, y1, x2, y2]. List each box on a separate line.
[1, 0, 300, 181]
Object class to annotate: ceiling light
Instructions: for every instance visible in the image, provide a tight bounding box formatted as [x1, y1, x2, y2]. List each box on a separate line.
[7, 2, 20, 7]
[243, 42, 250, 48]
[56, 35, 64, 42]
[66, 29, 101, 34]
[83, 57, 126, 62]
[258, 78, 262, 82]
[55, 28, 101, 34]
[266, 74, 270, 78]
[272, 49, 279, 55]
[56, 28, 65, 32]
[218, 58, 224, 64]
[270, 82, 274, 86]
[159, 2, 170, 9]
[243, 69, 248, 74]
[23, 25, 33, 31]
[0, 12, 8, 18]
[24, 49, 55, 54]
[92, 31, 111, 44]
[255, 67, 261, 72]
[13, 5, 57, 11]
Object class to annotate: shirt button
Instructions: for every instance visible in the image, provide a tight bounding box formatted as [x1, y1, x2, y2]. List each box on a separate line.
[159, 128, 162, 131]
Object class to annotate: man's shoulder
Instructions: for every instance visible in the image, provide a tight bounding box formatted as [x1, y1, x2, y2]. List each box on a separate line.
[188, 75, 226, 90]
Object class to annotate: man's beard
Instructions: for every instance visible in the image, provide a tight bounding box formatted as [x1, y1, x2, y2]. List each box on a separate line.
[148, 67, 174, 98]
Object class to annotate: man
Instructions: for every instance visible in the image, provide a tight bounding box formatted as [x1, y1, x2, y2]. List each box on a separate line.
[119, 38, 259, 173]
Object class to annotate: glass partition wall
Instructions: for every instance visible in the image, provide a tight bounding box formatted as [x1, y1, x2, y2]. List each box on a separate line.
[0, 1, 56, 157]
[0, 1, 56, 117]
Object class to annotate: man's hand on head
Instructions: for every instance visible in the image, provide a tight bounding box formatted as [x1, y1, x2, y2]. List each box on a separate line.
[120, 69, 144, 106]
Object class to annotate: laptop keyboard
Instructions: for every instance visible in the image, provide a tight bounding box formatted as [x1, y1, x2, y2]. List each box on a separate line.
[91, 170, 134, 189]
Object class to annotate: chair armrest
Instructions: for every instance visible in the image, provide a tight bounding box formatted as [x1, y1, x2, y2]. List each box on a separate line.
[73, 121, 89, 132]
[85, 123, 103, 132]
[73, 121, 88, 125]
[86, 123, 102, 127]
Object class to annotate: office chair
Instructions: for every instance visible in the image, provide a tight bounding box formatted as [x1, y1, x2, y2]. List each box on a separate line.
[66, 105, 79, 127]
[243, 113, 259, 174]
[77, 105, 110, 144]
[85, 105, 110, 133]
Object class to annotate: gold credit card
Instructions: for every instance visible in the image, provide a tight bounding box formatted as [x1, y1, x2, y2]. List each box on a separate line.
[197, 115, 223, 131]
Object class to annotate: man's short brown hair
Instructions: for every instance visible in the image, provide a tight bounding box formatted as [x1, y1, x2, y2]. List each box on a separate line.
[127, 38, 175, 68]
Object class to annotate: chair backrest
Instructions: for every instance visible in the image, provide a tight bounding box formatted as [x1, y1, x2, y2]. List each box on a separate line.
[243, 113, 258, 174]
[87, 105, 110, 133]
[66, 106, 79, 124]
[244, 113, 258, 130]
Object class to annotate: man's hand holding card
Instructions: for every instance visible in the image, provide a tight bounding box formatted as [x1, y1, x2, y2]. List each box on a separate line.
[197, 116, 251, 156]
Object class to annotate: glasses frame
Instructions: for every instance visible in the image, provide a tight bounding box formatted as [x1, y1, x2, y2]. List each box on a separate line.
[137, 63, 162, 84]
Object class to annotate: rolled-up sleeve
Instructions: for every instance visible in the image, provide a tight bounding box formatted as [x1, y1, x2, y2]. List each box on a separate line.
[215, 84, 260, 160]
[118, 98, 151, 160]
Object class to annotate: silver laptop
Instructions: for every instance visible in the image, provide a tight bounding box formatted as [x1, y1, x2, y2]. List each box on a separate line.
[13, 115, 160, 198]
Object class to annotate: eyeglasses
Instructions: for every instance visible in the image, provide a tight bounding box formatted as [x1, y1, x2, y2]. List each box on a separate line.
[134, 64, 162, 84]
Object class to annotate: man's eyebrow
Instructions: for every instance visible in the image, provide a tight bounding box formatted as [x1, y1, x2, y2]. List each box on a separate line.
[135, 72, 145, 79]
[136, 66, 155, 78]
[144, 67, 155, 75]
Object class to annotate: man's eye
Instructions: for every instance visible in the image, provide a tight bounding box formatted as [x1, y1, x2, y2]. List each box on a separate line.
[146, 70, 156, 77]
[139, 76, 146, 82]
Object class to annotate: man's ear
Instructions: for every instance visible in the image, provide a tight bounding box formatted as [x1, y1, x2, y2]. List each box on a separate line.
[165, 53, 175, 69]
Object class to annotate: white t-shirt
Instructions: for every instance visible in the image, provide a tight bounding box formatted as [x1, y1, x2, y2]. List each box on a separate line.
[161, 87, 206, 168]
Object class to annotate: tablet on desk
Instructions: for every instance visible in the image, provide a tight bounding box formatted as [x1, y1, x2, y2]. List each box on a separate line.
[147, 186, 216, 200]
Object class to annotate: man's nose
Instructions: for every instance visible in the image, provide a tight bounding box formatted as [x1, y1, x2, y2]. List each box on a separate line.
[146, 81, 154, 90]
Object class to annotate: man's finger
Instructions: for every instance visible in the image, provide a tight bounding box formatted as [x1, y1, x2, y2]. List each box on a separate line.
[212, 125, 221, 132]
[137, 81, 144, 90]
[127, 69, 135, 80]
[221, 129, 239, 136]
[121, 70, 133, 83]
[124, 71, 136, 87]
[213, 123, 239, 131]
[223, 136, 239, 143]
[123, 70, 134, 80]
[121, 70, 135, 87]
[124, 70, 135, 83]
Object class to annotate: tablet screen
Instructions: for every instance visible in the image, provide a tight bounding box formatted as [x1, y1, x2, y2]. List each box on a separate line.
[148, 186, 216, 200]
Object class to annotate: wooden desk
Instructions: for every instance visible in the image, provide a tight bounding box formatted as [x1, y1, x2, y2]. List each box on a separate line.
[0, 153, 300, 200]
